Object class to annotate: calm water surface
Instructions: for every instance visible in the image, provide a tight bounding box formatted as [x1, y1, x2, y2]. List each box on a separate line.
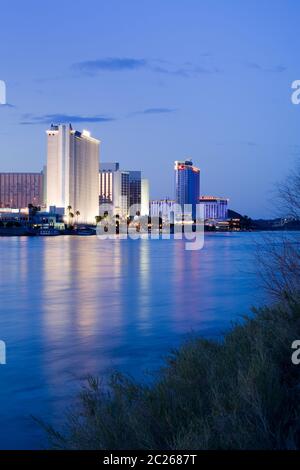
[0, 233, 265, 448]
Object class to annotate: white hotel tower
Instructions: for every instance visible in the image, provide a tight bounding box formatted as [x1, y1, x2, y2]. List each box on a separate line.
[46, 124, 100, 224]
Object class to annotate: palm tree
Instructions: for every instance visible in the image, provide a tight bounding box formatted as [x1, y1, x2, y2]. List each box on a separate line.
[66, 205, 72, 228]
[69, 212, 74, 227]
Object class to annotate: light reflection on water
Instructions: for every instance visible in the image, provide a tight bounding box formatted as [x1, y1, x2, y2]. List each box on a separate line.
[0, 233, 262, 449]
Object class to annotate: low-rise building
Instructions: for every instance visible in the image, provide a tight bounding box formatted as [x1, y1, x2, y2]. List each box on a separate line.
[0, 172, 44, 209]
[150, 199, 177, 222]
[199, 196, 229, 220]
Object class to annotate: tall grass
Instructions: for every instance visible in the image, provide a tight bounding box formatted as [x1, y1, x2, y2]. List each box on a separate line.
[43, 297, 300, 450]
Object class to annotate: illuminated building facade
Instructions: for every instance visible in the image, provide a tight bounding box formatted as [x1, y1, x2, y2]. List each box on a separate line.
[99, 162, 130, 218]
[46, 124, 100, 224]
[199, 196, 229, 220]
[128, 171, 141, 213]
[150, 199, 177, 221]
[174, 159, 200, 220]
[0, 172, 44, 209]
[141, 179, 149, 216]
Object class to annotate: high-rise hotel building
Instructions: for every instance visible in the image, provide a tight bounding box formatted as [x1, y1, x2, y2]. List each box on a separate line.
[174, 159, 200, 220]
[46, 124, 100, 224]
[99, 162, 130, 218]
[99, 164, 146, 218]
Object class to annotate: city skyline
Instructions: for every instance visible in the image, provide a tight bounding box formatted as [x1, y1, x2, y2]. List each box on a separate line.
[0, 126, 226, 223]
[0, 0, 299, 218]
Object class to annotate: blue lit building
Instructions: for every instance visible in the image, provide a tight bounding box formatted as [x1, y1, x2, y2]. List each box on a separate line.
[199, 196, 229, 220]
[174, 159, 200, 220]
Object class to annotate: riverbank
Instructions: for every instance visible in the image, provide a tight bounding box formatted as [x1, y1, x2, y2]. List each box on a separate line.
[0, 225, 299, 237]
[0, 226, 96, 236]
[45, 296, 300, 450]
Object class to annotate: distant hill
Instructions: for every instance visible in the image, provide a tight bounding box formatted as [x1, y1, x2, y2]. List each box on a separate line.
[227, 210, 253, 229]
[228, 209, 300, 230]
[227, 209, 243, 219]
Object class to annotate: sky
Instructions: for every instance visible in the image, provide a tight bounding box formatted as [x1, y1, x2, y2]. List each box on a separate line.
[0, 0, 299, 218]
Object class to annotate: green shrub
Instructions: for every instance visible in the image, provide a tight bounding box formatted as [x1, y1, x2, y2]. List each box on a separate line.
[43, 297, 300, 450]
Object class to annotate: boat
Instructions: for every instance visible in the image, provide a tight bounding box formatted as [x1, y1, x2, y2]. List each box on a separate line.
[38, 228, 61, 236]
[75, 228, 96, 236]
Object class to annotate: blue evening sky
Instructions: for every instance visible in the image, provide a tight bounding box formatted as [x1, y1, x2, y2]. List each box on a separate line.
[0, 0, 299, 217]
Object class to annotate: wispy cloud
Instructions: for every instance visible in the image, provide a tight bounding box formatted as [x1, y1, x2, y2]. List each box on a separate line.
[152, 62, 221, 77]
[139, 107, 176, 115]
[71, 57, 220, 78]
[72, 58, 147, 75]
[20, 113, 115, 125]
[247, 62, 287, 73]
[128, 107, 177, 118]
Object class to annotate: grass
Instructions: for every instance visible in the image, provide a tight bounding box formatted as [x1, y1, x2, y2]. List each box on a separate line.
[43, 297, 300, 450]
